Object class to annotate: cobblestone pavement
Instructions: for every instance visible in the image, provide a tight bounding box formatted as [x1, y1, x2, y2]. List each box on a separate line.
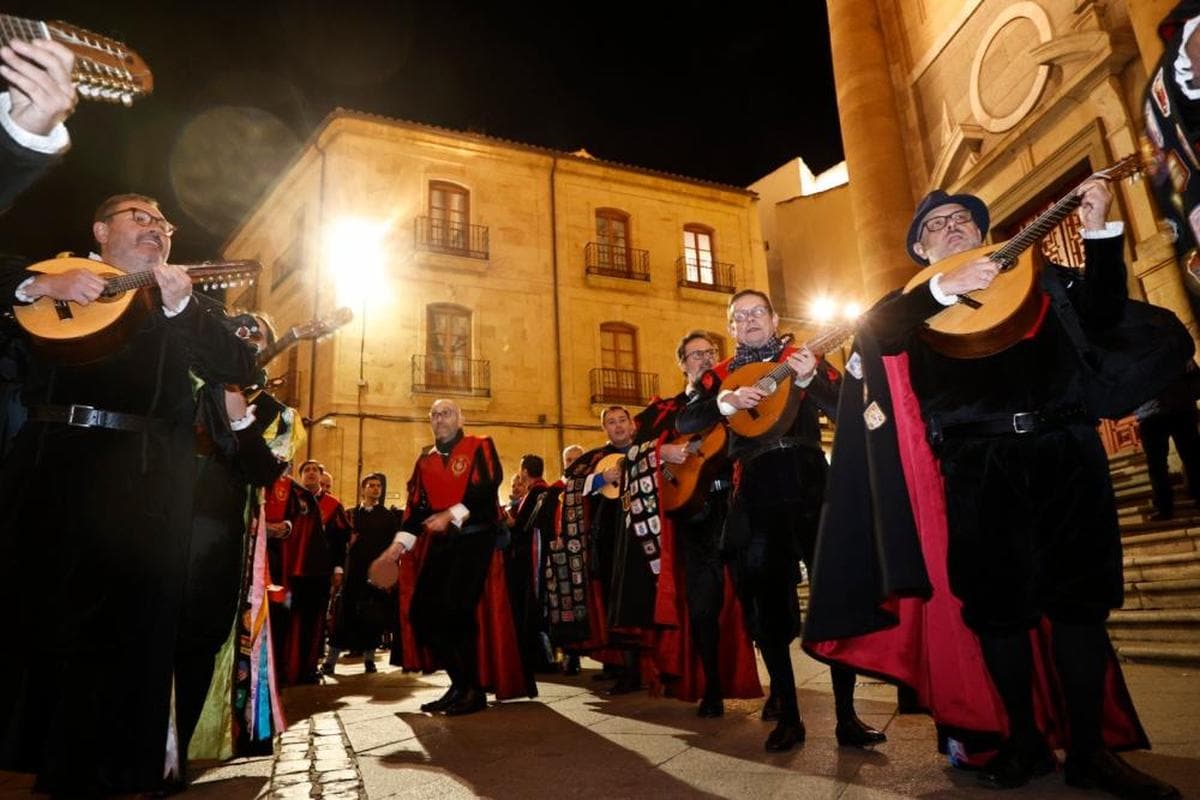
[2, 648, 1197, 798]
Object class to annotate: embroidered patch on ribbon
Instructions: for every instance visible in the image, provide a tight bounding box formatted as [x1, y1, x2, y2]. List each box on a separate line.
[622, 441, 663, 574]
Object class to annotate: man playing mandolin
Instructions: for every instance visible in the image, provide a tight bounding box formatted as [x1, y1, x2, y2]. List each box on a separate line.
[847, 182, 1181, 798]
[0, 193, 256, 795]
[678, 290, 882, 753]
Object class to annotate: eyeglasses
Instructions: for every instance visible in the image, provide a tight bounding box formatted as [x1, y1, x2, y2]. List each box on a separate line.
[683, 347, 718, 362]
[104, 207, 178, 236]
[730, 305, 771, 323]
[922, 209, 974, 234]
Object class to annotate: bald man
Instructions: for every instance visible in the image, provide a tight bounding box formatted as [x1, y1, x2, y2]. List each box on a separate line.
[386, 399, 507, 715]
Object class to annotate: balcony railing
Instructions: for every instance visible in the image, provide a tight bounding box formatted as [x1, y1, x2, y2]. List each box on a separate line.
[415, 216, 490, 260]
[585, 242, 650, 281]
[412, 354, 491, 397]
[589, 367, 658, 406]
[675, 256, 736, 293]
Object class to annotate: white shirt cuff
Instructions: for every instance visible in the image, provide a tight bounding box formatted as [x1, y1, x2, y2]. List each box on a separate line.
[394, 530, 418, 551]
[449, 503, 469, 527]
[1079, 221, 1124, 240]
[333, 566, 344, 574]
[716, 390, 738, 416]
[929, 273, 958, 306]
[229, 405, 257, 431]
[14, 275, 36, 303]
[162, 295, 191, 317]
[0, 92, 70, 154]
[793, 372, 815, 389]
[1174, 17, 1200, 99]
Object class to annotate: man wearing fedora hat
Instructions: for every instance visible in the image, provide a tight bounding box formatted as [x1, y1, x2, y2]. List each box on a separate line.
[844, 183, 1180, 799]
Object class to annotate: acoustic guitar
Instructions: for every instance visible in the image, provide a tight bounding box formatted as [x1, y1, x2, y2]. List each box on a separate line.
[725, 325, 854, 439]
[591, 452, 625, 499]
[14, 255, 259, 365]
[0, 14, 153, 106]
[658, 424, 728, 516]
[902, 155, 1141, 359]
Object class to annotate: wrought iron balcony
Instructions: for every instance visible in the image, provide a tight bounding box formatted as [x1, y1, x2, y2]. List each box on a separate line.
[675, 256, 735, 293]
[589, 367, 658, 406]
[415, 216, 489, 260]
[411, 354, 491, 397]
[585, 242, 650, 281]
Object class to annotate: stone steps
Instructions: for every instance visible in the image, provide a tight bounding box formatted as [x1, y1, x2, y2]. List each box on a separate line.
[1123, 550, 1200, 583]
[1110, 639, 1200, 664]
[1108, 609, 1200, 644]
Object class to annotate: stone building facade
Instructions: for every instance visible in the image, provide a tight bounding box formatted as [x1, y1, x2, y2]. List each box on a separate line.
[222, 111, 767, 501]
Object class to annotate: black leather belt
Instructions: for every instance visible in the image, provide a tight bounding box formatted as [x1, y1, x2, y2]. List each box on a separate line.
[29, 404, 165, 433]
[934, 406, 1088, 443]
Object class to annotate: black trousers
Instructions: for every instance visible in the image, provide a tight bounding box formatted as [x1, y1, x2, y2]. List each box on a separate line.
[940, 425, 1123, 633]
[410, 531, 496, 689]
[675, 489, 728, 696]
[1138, 407, 1200, 514]
[175, 506, 245, 756]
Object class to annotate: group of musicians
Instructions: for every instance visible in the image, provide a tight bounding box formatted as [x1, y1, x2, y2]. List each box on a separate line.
[0, 20, 1190, 800]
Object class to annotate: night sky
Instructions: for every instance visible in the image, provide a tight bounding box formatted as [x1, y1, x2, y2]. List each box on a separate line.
[0, 1, 843, 264]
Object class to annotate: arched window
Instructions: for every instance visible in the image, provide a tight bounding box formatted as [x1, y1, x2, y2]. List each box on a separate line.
[429, 181, 470, 252]
[426, 303, 472, 389]
[683, 224, 716, 286]
[595, 208, 631, 269]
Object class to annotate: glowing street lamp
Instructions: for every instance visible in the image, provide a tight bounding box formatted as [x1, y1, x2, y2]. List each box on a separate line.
[842, 301, 862, 321]
[809, 295, 837, 324]
[325, 217, 389, 309]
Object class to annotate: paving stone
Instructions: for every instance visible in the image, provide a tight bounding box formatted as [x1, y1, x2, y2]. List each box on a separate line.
[276, 751, 308, 762]
[272, 759, 310, 776]
[312, 760, 353, 773]
[279, 743, 310, 755]
[316, 769, 359, 783]
[272, 771, 313, 787]
[319, 779, 363, 792]
[268, 782, 313, 798]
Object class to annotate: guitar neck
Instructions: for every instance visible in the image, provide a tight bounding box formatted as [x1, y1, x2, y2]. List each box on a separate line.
[256, 332, 299, 368]
[755, 327, 850, 386]
[0, 15, 49, 46]
[992, 193, 1083, 267]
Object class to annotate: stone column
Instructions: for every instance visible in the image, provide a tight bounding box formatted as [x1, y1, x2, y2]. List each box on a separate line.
[827, 0, 916, 301]
[1129, 0, 1178, 72]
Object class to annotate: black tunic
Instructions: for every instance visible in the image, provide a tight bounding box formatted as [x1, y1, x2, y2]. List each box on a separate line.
[0, 284, 256, 794]
[333, 502, 402, 652]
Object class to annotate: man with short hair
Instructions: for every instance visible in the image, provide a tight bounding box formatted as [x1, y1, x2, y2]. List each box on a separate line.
[0, 193, 256, 794]
[815, 183, 1178, 797]
[679, 289, 880, 753]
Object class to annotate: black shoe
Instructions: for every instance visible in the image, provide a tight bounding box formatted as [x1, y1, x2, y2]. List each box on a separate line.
[605, 675, 642, 696]
[977, 740, 1057, 789]
[363, 661, 377, 673]
[1064, 750, 1180, 799]
[760, 694, 782, 722]
[592, 668, 621, 682]
[442, 687, 487, 716]
[420, 686, 460, 713]
[835, 716, 887, 748]
[1148, 509, 1174, 522]
[320, 661, 336, 676]
[562, 655, 581, 676]
[697, 697, 724, 718]
[764, 718, 806, 752]
[298, 671, 322, 685]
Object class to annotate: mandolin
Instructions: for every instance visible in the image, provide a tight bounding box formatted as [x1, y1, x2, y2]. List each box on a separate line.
[658, 424, 728, 516]
[902, 155, 1141, 359]
[725, 325, 854, 439]
[0, 14, 153, 106]
[256, 306, 354, 368]
[591, 452, 625, 499]
[14, 255, 259, 365]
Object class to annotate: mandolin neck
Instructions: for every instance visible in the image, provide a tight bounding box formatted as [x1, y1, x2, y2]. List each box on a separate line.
[991, 192, 1083, 268]
[0, 15, 49, 46]
[752, 327, 849, 390]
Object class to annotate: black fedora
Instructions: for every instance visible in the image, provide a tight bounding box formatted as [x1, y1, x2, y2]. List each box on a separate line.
[906, 190, 989, 264]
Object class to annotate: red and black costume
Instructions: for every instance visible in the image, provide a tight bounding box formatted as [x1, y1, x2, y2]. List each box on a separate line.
[506, 476, 559, 676]
[264, 476, 349, 686]
[632, 392, 761, 707]
[680, 340, 873, 748]
[804, 236, 1156, 777]
[400, 431, 527, 711]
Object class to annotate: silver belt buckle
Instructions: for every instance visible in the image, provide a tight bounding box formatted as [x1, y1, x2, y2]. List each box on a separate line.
[66, 404, 97, 427]
[1012, 411, 1037, 434]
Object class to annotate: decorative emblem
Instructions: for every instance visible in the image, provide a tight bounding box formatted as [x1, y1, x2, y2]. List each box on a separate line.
[1152, 68, 1170, 117]
[449, 454, 470, 476]
[846, 351, 863, 380]
[864, 401, 888, 431]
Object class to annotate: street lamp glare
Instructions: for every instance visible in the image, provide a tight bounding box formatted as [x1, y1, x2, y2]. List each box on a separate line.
[327, 217, 388, 309]
[843, 301, 863, 320]
[810, 296, 837, 323]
